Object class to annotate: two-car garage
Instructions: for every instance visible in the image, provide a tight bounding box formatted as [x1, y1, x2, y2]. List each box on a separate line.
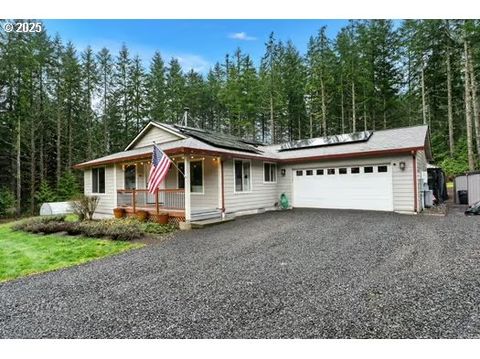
[292, 164, 394, 211]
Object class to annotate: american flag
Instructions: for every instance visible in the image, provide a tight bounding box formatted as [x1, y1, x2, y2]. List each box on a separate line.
[148, 144, 172, 193]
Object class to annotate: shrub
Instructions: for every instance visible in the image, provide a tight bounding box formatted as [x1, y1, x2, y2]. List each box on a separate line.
[13, 216, 172, 241]
[13, 219, 74, 234]
[0, 188, 15, 217]
[70, 195, 99, 221]
[141, 221, 176, 235]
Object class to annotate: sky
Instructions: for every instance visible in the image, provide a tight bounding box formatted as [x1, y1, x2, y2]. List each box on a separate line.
[42, 19, 349, 73]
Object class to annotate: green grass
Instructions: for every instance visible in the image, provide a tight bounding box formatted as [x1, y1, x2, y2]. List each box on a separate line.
[0, 222, 143, 282]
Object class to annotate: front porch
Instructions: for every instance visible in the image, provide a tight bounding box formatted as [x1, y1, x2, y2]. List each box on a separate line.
[117, 188, 187, 220]
[115, 154, 224, 222]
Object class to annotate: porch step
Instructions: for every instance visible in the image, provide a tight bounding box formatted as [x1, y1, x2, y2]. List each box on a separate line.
[190, 216, 235, 229]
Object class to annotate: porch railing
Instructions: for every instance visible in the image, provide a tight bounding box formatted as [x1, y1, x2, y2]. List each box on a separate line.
[117, 189, 185, 212]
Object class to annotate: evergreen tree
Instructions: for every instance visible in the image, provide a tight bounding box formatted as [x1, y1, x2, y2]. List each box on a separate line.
[146, 52, 167, 122]
[165, 58, 186, 123]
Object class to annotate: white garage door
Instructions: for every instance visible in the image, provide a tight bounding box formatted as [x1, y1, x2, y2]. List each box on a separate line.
[292, 164, 393, 211]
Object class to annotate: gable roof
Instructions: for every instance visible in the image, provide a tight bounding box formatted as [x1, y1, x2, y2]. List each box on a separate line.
[74, 123, 431, 169]
[124, 122, 186, 150]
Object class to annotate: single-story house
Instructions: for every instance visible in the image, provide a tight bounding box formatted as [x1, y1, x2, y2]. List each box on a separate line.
[73, 122, 432, 222]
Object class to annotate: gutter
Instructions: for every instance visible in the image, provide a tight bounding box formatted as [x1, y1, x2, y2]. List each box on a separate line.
[412, 150, 418, 213]
[73, 145, 426, 170]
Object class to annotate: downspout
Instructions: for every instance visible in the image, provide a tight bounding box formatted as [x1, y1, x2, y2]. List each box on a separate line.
[412, 150, 418, 213]
[221, 159, 225, 219]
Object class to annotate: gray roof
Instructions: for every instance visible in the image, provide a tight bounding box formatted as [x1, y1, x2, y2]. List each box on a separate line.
[75, 124, 430, 168]
[270, 125, 429, 160]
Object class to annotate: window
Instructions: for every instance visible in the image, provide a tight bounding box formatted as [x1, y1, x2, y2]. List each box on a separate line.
[327, 168, 335, 175]
[364, 166, 373, 173]
[316, 169, 324, 175]
[306, 170, 313, 176]
[264, 162, 277, 183]
[92, 167, 105, 194]
[177, 160, 204, 193]
[296, 170, 303, 176]
[235, 160, 251, 192]
[124, 165, 136, 189]
[339, 168, 347, 175]
[378, 165, 388, 173]
[351, 167, 360, 174]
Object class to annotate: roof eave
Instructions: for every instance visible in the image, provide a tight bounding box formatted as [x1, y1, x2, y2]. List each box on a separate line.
[279, 147, 425, 163]
[73, 146, 425, 170]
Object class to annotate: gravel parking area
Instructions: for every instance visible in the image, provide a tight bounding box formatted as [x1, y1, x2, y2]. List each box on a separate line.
[1, 208, 480, 338]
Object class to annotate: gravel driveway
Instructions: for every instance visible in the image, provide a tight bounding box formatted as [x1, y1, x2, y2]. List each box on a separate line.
[1, 208, 480, 338]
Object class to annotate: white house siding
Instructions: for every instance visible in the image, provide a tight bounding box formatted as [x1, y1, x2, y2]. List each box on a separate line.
[133, 127, 181, 148]
[276, 154, 417, 213]
[83, 165, 116, 217]
[223, 159, 279, 214]
[164, 156, 219, 211]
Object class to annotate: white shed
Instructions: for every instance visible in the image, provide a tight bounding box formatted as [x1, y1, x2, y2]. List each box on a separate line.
[39, 202, 73, 216]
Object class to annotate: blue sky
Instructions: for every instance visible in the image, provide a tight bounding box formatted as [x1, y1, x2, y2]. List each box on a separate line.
[43, 19, 349, 73]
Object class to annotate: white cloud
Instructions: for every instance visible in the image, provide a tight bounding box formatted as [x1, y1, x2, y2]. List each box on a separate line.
[228, 32, 256, 41]
[175, 54, 211, 73]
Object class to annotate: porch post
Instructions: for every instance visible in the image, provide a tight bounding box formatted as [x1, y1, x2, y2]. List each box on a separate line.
[184, 156, 191, 221]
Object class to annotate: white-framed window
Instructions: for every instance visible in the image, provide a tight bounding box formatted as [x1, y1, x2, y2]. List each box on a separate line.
[92, 167, 105, 194]
[234, 159, 251, 192]
[124, 164, 136, 189]
[177, 159, 204, 194]
[263, 162, 277, 183]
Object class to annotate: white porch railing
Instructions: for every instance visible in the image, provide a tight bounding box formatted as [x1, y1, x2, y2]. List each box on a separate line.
[117, 189, 185, 213]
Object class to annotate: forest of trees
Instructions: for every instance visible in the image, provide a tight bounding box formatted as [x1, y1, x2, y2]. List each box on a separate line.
[1, 19, 480, 215]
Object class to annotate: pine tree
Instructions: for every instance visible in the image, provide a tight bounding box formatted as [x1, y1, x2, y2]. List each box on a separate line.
[129, 55, 147, 132]
[146, 52, 167, 122]
[81, 46, 98, 159]
[165, 58, 185, 123]
[96, 47, 114, 154]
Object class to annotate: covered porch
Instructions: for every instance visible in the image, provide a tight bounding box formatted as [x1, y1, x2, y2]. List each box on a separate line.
[115, 154, 224, 222]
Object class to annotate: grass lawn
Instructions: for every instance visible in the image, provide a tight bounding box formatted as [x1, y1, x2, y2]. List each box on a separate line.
[0, 222, 143, 282]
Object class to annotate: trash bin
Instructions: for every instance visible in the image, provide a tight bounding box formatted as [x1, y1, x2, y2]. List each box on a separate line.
[458, 190, 468, 205]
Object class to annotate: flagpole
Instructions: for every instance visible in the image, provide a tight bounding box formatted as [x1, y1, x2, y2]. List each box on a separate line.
[153, 141, 186, 177]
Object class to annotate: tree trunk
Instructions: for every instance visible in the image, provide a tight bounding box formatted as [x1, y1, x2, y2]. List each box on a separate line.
[30, 120, 36, 214]
[421, 65, 427, 126]
[30, 71, 36, 215]
[103, 71, 109, 154]
[352, 81, 356, 133]
[468, 48, 480, 162]
[383, 96, 387, 129]
[39, 68, 45, 182]
[446, 50, 455, 155]
[320, 77, 327, 136]
[464, 39, 475, 171]
[269, 95, 275, 143]
[309, 112, 313, 138]
[56, 105, 62, 186]
[16, 117, 21, 216]
[340, 75, 345, 133]
[363, 86, 367, 131]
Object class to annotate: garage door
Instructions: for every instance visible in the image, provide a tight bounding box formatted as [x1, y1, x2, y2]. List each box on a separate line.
[292, 164, 393, 211]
